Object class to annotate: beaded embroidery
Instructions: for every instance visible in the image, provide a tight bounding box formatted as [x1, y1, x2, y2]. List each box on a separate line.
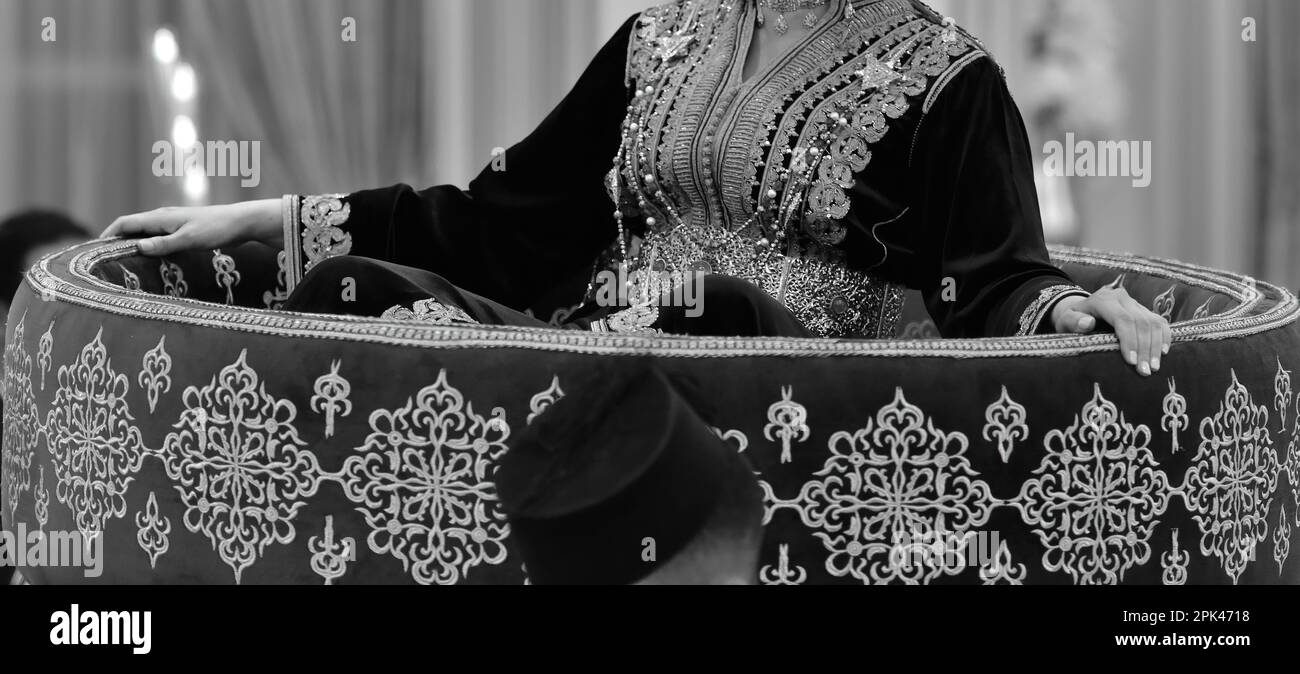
[615, 0, 991, 338]
[300, 194, 353, 274]
[381, 298, 479, 326]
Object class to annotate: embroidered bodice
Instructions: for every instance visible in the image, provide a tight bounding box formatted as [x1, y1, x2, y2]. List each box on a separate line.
[606, 0, 987, 337]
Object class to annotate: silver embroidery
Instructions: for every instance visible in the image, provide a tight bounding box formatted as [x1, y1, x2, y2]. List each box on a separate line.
[1162, 378, 1188, 454]
[979, 540, 1027, 585]
[300, 194, 353, 273]
[527, 376, 565, 425]
[308, 515, 356, 585]
[1160, 529, 1189, 586]
[764, 386, 809, 464]
[212, 249, 241, 305]
[381, 298, 478, 325]
[138, 336, 172, 414]
[161, 349, 323, 584]
[134, 491, 171, 570]
[1016, 284, 1084, 336]
[336, 369, 511, 585]
[1018, 384, 1172, 584]
[47, 328, 147, 540]
[311, 360, 352, 439]
[759, 543, 808, 585]
[1183, 370, 1280, 584]
[37, 321, 53, 391]
[982, 386, 1028, 463]
[159, 260, 188, 298]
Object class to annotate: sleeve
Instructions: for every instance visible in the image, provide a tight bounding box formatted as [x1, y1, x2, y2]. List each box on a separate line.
[907, 55, 1089, 338]
[278, 15, 639, 311]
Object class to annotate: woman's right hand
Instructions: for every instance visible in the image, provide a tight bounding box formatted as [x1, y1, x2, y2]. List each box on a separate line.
[102, 198, 282, 256]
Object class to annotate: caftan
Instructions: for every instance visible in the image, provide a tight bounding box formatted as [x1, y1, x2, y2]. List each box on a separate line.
[277, 0, 1087, 339]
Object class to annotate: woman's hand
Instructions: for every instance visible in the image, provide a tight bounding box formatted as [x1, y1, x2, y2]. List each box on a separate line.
[102, 199, 282, 256]
[1052, 285, 1172, 377]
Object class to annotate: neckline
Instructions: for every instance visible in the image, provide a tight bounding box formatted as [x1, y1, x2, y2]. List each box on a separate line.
[733, 0, 849, 92]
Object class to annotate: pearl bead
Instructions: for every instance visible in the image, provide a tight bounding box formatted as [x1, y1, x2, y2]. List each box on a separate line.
[767, 189, 779, 199]
[645, 217, 657, 227]
[614, 210, 623, 219]
[644, 174, 656, 183]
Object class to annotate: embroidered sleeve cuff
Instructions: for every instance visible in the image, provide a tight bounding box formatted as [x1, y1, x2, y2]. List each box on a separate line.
[280, 193, 354, 293]
[1016, 284, 1090, 336]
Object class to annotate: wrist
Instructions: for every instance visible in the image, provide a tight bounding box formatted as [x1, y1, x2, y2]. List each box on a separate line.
[241, 198, 284, 248]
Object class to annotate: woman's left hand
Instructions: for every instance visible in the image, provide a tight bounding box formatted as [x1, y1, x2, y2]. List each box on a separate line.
[1051, 286, 1172, 377]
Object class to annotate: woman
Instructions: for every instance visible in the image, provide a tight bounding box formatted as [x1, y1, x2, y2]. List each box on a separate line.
[106, 0, 1169, 374]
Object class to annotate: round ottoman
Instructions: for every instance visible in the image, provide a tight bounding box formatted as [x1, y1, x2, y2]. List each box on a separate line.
[3, 240, 1298, 585]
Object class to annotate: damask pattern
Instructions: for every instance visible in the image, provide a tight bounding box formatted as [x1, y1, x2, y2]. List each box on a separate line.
[2, 312, 38, 516]
[767, 388, 995, 584]
[134, 491, 171, 570]
[161, 350, 324, 583]
[311, 360, 352, 438]
[763, 386, 809, 464]
[982, 386, 1028, 463]
[45, 329, 146, 541]
[138, 336, 172, 414]
[1016, 385, 1172, 584]
[5, 313, 1299, 585]
[336, 369, 512, 585]
[1182, 370, 1280, 584]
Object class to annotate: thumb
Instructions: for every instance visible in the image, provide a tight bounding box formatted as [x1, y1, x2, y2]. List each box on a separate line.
[1056, 307, 1097, 334]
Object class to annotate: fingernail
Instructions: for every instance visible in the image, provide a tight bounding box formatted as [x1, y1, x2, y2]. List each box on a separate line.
[1162, 343, 1170, 355]
[1152, 357, 1161, 371]
[1127, 351, 1138, 365]
[138, 240, 154, 254]
[1078, 317, 1095, 331]
[1139, 361, 1151, 376]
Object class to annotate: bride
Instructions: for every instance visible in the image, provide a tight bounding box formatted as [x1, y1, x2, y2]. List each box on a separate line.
[105, 0, 1170, 375]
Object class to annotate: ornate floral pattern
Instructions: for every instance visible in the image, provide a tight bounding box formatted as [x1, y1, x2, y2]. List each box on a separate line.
[161, 350, 323, 583]
[1162, 378, 1189, 454]
[134, 491, 171, 570]
[336, 369, 511, 585]
[211, 249, 241, 305]
[1182, 370, 1280, 584]
[1153, 284, 1177, 321]
[1015, 385, 1172, 584]
[300, 194, 353, 273]
[982, 386, 1028, 463]
[526, 376, 564, 425]
[159, 260, 188, 298]
[979, 540, 1027, 585]
[138, 336, 172, 414]
[2, 312, 38, 516]
[1161, 528, 1189, 585]
[1276, 358, 1292, 430]
[759, 543, 807, 585]
[764, 386, 809, 464]
[46, 329, 146, 540]
[381, 299, 478, 325]
[37, 321, 53, 391]
[308, 515, 355, 585]
[770, 388, 994, 584]
[311, 360, 352, 439]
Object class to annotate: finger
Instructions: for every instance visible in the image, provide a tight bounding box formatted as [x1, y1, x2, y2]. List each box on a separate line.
[1056, 308, 1097, 334]
[1108, 305, 1141, 372]
[104, 208, 186, 239]
[1128, 305, 1154, 377]
[136, 229, 189, 257]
